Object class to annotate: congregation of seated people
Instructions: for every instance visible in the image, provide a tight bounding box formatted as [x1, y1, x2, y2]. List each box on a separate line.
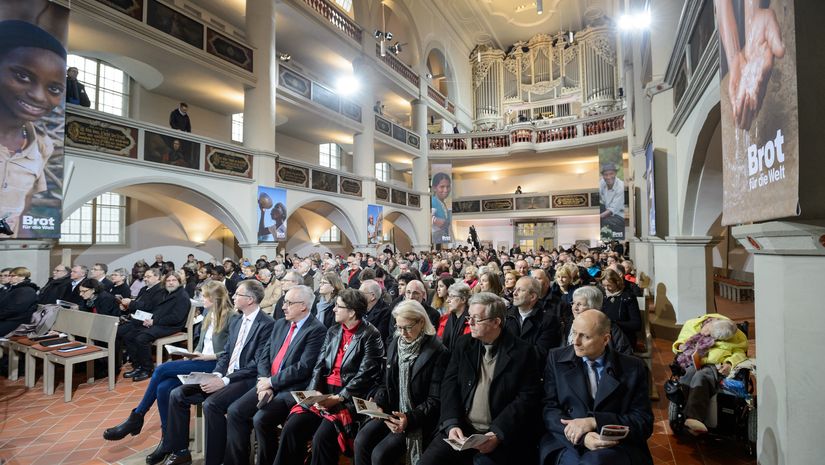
[1, 242, 656, 465]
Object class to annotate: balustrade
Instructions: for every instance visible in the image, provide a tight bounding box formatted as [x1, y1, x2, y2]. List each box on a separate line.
[301, 0, 362, 42]
[375, 44, 420, 87]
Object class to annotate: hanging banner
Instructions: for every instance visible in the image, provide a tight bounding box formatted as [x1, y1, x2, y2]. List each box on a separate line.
[598, 145, 625, 242]
[645, 144, 657, 237]
[718, 0, 799, 225]
[430, 164, 453, 244]
[257, 186, 287, 242]
[0, 7, 70, 239]
[367, 204, 383, 245]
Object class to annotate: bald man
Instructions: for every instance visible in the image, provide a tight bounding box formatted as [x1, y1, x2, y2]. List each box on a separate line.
[540, 310, 653, 465]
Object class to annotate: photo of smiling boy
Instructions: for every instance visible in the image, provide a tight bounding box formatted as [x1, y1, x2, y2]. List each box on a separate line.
[0, 19, 67, 238]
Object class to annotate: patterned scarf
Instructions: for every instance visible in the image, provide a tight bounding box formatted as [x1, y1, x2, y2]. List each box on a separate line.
[397, 334, 424, 465]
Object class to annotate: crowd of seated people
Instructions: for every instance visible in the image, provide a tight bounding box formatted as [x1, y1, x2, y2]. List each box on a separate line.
[2, 241, 662, 465]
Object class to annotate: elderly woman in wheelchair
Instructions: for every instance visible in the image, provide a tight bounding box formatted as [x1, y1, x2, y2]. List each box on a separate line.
[669, 314, 749, 435]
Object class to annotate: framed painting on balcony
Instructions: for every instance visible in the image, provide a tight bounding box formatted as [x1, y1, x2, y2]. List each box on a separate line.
[147, 0, 204, 49]
[406, 133, 420, 149]
[376, 185, 390, 201]
[276, 162, 309, 188]
[312, 170, 338, 193]
[408, 194, 420, 208]
[205, 146, 252, 178]
[392, 125, 407, 144]
[515, 196, 550, 210]
[391, 189, 407, 206]
[341, 177, 362, 197]
[311, 83, 340, 113]
[207, 29, 253, 72]
[94, 0, 143, 20]
[375, 117, 392, 137]
[279, 67, 311, 99]
[341, 100, 362, 123]
[144, 131, 200, 170]
[66, 114, 138, 158]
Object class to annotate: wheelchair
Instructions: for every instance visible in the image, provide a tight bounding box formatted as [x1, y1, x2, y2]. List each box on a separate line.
[664, 322, 757, 456]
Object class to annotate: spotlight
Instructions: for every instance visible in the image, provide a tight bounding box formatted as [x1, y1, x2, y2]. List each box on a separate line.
[278, 52, 291, 62]
[521, 46, 529, 53]
[374, 29, 383, 39]
[552, 38, 558, 47]
[537, 0, 543, 15]
[336, 75, 360, 96]
[385, 31, 393, 41]
[426, 72, 433, 79]
[619, 10, 651, 31]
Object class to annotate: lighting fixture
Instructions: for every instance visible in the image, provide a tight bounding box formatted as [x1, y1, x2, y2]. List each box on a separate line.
[278, 52, 291, 62]
[385, 32, 392, 40]
[425, 72, 433, 79]
[618, 10, 651, 31]
[336, 75, 360, 96]
[537, 0, 543, 15]
[374, 29, 382, 39]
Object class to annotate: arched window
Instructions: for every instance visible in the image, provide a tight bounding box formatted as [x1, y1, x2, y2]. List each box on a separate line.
[60, 192, 126, 245]
[375, 162, 390, 182]
[67, 54, 130, 116]
[320, 225, 341, 243]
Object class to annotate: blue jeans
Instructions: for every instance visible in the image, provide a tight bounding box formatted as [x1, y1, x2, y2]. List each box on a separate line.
[134, 359, 217, 429]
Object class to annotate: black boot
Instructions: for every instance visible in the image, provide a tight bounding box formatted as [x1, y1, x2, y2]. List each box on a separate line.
[103, 409, 144, 440]
[146, 435, 170, 465]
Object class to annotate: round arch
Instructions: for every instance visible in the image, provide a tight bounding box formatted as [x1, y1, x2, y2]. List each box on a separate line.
[383, 210, 420, 251]
[287, 198, 361, 249]
[63, 177, 251, 244]
[369, 0, 423, 69]
[423, 42, 456, 100]
[681, 102, 722, 237]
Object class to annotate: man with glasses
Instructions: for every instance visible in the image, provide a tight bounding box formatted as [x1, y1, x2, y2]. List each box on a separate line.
[359, 279, 392, 340]
[38, 264, 71, 305]
[161, 280, 275, 465]
[88, 262, 113, 293]
[272, 271, 306, 320]
[394, 279, 439, 331]
[419, 292, 542, 465]
[224, 285, 326, 465]
[0, 268, 12, 297]
[63, 264, 89, 305]
[506, 276, 562, 363]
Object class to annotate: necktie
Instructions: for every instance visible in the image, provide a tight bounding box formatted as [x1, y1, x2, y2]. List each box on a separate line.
[271, 322, 298, 375]
[228, 318, 250, 374]
[588, 360, 602, 398]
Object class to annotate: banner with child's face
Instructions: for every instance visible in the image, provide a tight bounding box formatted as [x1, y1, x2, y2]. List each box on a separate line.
[0, 4, 70, 239]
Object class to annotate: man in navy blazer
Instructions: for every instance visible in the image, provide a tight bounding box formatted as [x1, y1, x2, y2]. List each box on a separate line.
[224, 285, 326, 465]
[540, 310, 653, 465]
[158, 280, 275, 465]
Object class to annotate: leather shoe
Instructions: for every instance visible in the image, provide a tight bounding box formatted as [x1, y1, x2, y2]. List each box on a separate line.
[123, 368, 141, 378]
[103, 409, 144, 440]
[132, 368, 153, 382]
[145, 442, 169, 465]
[162, 451, 192, 465]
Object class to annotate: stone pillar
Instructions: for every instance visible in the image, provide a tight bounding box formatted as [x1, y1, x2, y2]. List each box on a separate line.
[651, 236, 717, 323]
[0, 240, 53, 285]
[732, 221, 825, 465]
[243, 0, 277, 155]
[350, 58, 376, 255]
[410, 99, 432, 251]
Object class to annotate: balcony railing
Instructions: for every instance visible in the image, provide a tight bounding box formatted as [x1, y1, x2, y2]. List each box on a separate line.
[375, 183, 422, 209]
[278, 65, 362, 123]
[428, 86, 455, 114]
[429, 112, 625, 152]
[300, 0, 362, 43]
[375, 115, 420, 151]
[375, 44, 420, 87]
[451, 189, 599, 215]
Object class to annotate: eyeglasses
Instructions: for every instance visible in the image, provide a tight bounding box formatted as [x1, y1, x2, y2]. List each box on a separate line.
[397, 321, 420, 333]
[465, 315, 496, 325]
[234, 293, 254, 299]
[79, 288, 93, 294]
[284, 300, 305, 306]
[320, 280, 330, 285]
[446, 295, 463, 301]
[335, 304, 351, 311]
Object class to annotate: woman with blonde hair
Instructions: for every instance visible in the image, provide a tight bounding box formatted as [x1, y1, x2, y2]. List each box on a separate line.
[103, 280, 235, 462]
[550, 263, 580, 306]
[315, 271, 345, 328]
[600, 268, 641, 350]
[501, 270, 520, 303]
[462, 265, 479, 289]
[354, 300, 448, 465]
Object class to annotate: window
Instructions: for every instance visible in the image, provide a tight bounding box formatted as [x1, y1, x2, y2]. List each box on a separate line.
[320, 225, 341, 243]
[231, 113, 244, 143]
[334, 0, 352, 12]
[67, 55, 129, 116]
[375, 162, 390, 182]
[319, 143, 342, 170]
[61, 192, 126, 244]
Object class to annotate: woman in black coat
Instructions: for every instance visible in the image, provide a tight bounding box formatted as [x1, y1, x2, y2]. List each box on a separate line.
[354, 300, 449, 465]
[78, 278, 119, 317]
[275, 288, 384, 465]
[0, 267, 39, 336]
[600, 269, 642, 350]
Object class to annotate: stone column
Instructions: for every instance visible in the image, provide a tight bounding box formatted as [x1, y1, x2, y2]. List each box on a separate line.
[350, 57, 376, 253]
[0, 240, 53, 285]
[651, 236, 717, 323]
[243, 0, 277, 154]
[410, 98, 432, 251]
[732, 221, 825, 465]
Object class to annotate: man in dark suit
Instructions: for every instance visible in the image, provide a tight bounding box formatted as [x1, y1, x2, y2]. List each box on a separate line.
[359, 279, 392, 340]
[419, 292, 542, 465]
[224, 285, 326, 465]
[157, 280, 275, 465]
[89, 263, 114, 293]
[63, 264, 88, 306]
[539, 310, 653, 465]
[505, 276, 561, 364]
[38, 264, 71, 305]
[271, 271, 303, 320]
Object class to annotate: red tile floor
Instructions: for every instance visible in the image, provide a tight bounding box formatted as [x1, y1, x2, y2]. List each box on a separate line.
[0, 298, 757, 465]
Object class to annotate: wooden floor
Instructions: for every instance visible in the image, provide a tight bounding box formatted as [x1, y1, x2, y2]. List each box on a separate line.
[0, 295, 756, 465]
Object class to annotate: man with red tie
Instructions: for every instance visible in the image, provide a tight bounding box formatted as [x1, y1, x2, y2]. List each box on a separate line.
[224, 285, 327, 465]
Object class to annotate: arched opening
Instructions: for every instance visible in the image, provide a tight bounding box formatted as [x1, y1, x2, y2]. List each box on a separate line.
[372, 0, 422, 68]
[57, 183, 243, 271]
[425, 47, 453, 98]
[286, 200, 359, 256]
[383, 211, 419, 253]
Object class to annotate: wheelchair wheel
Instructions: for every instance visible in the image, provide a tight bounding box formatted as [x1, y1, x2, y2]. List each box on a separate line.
[747, 405, 757, 444]
[668, 401, 685, 434]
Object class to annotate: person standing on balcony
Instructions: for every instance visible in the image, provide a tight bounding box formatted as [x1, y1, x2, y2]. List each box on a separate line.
[169, 102, 191, 132]
[65, 67, 90, 107]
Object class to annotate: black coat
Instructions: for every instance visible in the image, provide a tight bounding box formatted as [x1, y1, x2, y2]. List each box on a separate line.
[169, 108, 191, 132]
[257, 316, 327, 402]
[150, 287, 191, 329]
[386, 300, 440, 345]
[127, 283, 165, 314]
[308, 320, 384, 410]
[214, 311, 275, 382]
[439, 331, 542, 446]
[110, 282, 131, 299]
[540, 345, 653, 465]
[364, 299, 392, 341]
[98, 277, 114, 294]
[312, 298, 336, 328]
[504, 304, 561, 364]
[375, 334, 448, 442]
[559, 317, 634, 355]
[38, 275, 72, 305]
[601, 289, 641, 349]
[0, 280, 39, 335]
[63, 281, 85, 306]
[83, 290, 119, 317]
